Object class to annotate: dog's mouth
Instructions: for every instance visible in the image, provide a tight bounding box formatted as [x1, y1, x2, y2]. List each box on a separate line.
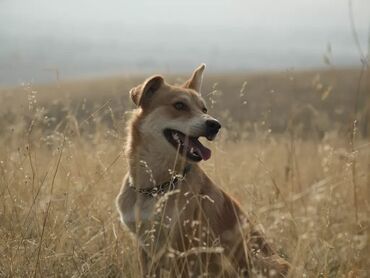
[163, 129, 212, 162]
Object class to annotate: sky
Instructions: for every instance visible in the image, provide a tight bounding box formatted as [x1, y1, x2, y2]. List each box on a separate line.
[0, 0, 369, 85]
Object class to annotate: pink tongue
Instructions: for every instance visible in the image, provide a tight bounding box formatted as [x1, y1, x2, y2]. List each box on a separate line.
[189, 138, 212, 160]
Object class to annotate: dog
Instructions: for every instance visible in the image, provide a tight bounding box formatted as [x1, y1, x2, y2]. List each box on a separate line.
[116, 64, 290, 277]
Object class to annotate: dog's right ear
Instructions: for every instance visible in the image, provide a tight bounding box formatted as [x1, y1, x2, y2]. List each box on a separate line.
[130, 75, 164, 107]
[183, 64, 206, 93]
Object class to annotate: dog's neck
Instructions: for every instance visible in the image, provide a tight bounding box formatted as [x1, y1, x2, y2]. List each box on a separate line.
[129, 149, 187, 189]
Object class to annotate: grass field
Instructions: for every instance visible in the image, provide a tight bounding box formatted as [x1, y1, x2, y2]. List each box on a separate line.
[0, 68, 369, 277]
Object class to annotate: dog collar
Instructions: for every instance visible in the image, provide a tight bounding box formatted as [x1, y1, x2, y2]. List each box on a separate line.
[133, 164, 192, 198]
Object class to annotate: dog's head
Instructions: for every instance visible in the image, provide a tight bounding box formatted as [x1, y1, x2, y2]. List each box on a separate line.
[129, 64, 221, 163]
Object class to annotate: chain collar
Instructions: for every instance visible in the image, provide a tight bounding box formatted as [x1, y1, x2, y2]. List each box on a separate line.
[131, 164, 192, 198]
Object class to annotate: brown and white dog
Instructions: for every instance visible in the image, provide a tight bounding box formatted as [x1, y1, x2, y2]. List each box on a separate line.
[116, 64, 290, 277]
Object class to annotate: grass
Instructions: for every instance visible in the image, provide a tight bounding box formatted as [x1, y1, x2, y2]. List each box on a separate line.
[0, 68, 369, 277]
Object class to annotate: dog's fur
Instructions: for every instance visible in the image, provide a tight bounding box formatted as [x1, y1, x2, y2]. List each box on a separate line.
[116, 65, 290, 277]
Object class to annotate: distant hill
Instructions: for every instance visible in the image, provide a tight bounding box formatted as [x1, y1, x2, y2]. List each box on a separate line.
[1, 68, 368, 138]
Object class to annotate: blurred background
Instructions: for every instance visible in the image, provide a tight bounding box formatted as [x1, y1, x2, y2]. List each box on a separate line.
[1, 0, 369, 85]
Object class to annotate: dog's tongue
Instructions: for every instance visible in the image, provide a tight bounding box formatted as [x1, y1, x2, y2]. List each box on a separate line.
[190, 138, 211, 160]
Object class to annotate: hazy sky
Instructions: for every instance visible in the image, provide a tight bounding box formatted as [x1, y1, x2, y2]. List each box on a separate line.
[1, 0, 369, 84]
[2, 0, 369, 27]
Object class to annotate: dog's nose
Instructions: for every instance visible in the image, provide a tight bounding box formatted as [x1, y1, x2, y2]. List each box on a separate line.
[206, 119, 221, 134]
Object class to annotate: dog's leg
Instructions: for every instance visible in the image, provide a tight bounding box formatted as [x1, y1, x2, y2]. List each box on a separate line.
[226, 228, 291, 276]
[139, 248, 150, 277]
[252, 254, 290, 277]
[139, 248, 162, 278]
[201, 190, 289, 277]
[222, 230, 290, 277]
[247, 229, 290, 277]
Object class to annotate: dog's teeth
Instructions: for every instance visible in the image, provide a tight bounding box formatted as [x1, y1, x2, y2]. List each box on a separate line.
[190, 147, 194, 154]
[173, 133, 181, 144]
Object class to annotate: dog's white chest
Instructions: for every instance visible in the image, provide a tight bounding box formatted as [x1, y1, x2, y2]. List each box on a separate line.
[120, 193, 157, 229]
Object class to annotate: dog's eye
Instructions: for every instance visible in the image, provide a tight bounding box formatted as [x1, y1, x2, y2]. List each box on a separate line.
[202, 107, 208, 113]
[174, 102, 187, 110]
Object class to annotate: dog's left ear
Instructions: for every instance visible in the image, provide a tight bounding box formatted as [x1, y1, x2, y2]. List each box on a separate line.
[183, 63, 206, 93]
[130, 75, 164, 107]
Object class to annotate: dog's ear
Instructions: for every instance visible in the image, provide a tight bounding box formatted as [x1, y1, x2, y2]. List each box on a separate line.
[183, 63, 206, 93]
[130, 75, 164, 107]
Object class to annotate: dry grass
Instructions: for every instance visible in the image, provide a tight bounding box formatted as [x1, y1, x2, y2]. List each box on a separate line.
[0, 68, 369, 277]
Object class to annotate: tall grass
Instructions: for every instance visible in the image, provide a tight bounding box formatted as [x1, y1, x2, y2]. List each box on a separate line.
[0, 69, 369, 277]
